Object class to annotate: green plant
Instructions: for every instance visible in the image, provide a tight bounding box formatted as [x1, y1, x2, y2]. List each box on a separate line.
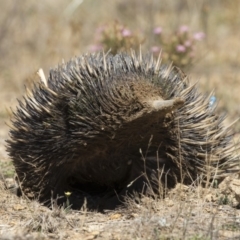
[89, 21, 143, 54]
[151, 25, 205, 69]
[218, 194, 232, 206]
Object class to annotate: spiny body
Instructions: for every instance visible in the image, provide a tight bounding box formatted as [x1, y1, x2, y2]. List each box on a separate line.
[6, 52, 239, 210]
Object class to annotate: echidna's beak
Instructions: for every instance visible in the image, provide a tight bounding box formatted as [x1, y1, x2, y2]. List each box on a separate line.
[151, 98, 184, 113]
[125, 98, 185, 123]
[126, 98, 185, 122]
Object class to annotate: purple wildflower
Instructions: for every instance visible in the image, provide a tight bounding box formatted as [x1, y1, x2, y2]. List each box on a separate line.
[121, 29, 132, 37]
[151, 46, 161, 53]
[89, 44, 103, 52]
[193, 32, 205, 41]
[179, 25, 189, 33]
[184, 40, 192, 47]
[176, 45, 186, 52]
[153, 27, 162, 35]
[96, 26, 105, 34]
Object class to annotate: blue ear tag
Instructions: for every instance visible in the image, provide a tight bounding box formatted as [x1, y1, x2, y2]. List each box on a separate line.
[209, 96, 216, 108]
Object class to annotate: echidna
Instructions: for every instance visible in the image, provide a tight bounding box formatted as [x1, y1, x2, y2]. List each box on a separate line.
[6, 52, 240, 210]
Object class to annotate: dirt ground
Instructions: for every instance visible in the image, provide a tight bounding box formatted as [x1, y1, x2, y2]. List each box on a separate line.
[1, 1, 240, 239]
[1, 177, 240, 239]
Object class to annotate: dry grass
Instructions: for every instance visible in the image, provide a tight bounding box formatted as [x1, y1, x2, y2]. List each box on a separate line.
[1, 0, 240, 239]
[0, 181, 240, 239]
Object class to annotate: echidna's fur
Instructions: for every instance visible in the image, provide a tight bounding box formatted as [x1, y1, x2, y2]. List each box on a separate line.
[6, 52, 240, 210]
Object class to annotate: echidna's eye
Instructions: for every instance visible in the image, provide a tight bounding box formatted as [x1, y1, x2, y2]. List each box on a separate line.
[133, 104, 140, 112]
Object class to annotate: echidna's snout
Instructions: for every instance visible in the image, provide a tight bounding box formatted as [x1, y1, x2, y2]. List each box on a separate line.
[126, 97, 185, 124]
[123, 80, 185, 122]
[151, 97, 184, 113]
